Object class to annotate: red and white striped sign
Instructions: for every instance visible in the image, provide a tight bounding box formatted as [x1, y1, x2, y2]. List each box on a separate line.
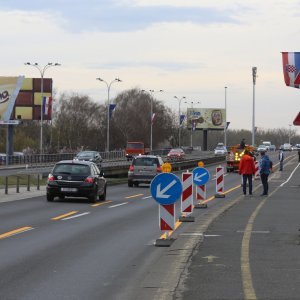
[159, 204, 175, 231]
[254, 161, 260, 179]
[196, 184, 206, 201]
[181, 172, 193, 214]
[216, 166, 224, 193]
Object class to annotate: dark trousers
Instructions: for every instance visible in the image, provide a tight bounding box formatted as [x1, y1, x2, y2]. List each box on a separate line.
[279, 160, 283, 171]
[260, 173, 269, 195]
[242, 174, 253, 195]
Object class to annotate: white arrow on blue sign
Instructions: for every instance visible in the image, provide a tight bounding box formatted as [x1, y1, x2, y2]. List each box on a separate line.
[150, 173, 182, 205]
[193, 167, 210, 186]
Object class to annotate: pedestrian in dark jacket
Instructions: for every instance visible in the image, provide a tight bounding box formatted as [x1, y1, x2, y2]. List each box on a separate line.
[259, 151, 271, 196]
[239, 149, 256, 196]
[240, 138, 246, 149]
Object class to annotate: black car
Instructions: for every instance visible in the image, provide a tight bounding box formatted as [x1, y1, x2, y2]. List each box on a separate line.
[74, 151, 103, 167]
[46, 160, 107, 203]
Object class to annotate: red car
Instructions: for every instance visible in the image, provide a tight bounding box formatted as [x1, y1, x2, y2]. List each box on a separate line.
[167, 148, 185, 161]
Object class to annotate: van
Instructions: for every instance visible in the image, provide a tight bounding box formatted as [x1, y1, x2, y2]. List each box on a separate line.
[262, 141, 271, 150]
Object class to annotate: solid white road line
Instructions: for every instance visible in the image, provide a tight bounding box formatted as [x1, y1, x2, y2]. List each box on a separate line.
[62, 212, 90, 220]
[108, 202, 128, 208]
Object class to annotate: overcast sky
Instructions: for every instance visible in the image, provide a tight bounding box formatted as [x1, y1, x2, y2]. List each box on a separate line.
[1, 0, 300, 135]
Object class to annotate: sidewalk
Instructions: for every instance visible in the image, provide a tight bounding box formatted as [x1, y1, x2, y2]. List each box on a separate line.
[0, 185, 46, 203]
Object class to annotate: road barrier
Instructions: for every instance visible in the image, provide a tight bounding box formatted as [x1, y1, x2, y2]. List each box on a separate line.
[254, 161, 260, 179]
[215, 165, 225, 198]
[179, 171, 194, 222]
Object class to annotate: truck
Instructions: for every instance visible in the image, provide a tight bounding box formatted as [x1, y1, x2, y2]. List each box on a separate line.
[226, 144, 256, 172]
[125, 141, 150, 160]
[262, 141, 271, 151]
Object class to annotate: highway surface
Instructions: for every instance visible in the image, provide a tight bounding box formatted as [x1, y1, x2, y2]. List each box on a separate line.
[0, 151, 298, 299]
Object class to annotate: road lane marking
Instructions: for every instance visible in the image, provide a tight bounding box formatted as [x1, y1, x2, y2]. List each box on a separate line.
[62, 212, 90, 220]
[51, 211, 79, 221]
[280, 163, 300, 187]
[91, 200, 113, 207]
[125, 194, 144, 199]
[142, 196, 152, 199]
[0, 226, 34, 239]
[108, 202, 128, 208]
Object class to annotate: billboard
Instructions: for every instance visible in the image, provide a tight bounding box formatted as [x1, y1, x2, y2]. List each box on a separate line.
[12, 77, 53, 121]
[0, 76, 24, 122]
[186, 108, 226, 130]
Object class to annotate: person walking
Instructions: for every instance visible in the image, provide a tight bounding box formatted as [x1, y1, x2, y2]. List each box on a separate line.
[240, 138, 246, 149]
[239, 149, 256, 196]
[259, 151, 271, 196]
[278, 149, 284, 171]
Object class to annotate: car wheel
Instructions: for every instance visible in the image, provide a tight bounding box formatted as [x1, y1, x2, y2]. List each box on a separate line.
[134, 182, 139, 187]
[59, 195, 65, 200]
[47, 194, 54, 202]
[99, 186, 106, 201]
[128, 180, 133, 187]
[89, 193, 97, 203]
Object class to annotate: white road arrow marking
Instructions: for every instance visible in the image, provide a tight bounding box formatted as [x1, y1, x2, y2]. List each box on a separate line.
[194, 172, 207, 182]
[156, 179, 177, 198]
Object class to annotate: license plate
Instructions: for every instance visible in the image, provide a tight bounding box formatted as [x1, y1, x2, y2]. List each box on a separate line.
[61, 187, 77, 192]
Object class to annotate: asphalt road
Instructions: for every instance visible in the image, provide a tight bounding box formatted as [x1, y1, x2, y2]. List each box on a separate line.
[0, 151, 297, 300]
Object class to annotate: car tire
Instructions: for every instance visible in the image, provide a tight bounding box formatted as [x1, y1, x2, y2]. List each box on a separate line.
[128, 180, 133, 187]
[47, 194, 54, 202]
[134, 182, 139, 187]
[99, 186, 106, 201]
[89, 193, 97, 203]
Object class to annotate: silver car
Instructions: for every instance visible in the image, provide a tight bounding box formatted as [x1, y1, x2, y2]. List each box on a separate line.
[128, 155, 164, 187]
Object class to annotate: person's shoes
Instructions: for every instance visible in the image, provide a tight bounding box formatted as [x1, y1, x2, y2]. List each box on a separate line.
[260, 193, 268, 196]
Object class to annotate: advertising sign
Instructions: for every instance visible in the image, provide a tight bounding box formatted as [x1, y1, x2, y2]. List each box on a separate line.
[186, 108, 226, 130]
[0, 76, 24, 122]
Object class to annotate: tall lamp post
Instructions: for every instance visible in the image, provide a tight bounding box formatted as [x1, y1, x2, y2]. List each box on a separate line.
[289, 124, 292, 144]
[174, 96, 186, 148]
[96, 77, 122, 152]
[224, 87, 227, 148]
[142, 89, 163, 151]
[25, 62, 61, 155]
[252, 67, 257, 146]
[184, 101, 200, 148]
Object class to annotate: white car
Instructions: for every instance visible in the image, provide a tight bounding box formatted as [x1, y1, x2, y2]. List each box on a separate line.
[283, 143, 292, 151]
[214, 146, 227, 155]
[257, 144, 268, 152]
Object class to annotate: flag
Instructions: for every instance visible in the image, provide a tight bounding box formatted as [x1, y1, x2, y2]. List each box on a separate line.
[43, 96, 52, 117]
[179, 114, 185, 126]
[109, 104, 116, 119]
[151, 113, 156, 125]
[282, 52, 300, 88]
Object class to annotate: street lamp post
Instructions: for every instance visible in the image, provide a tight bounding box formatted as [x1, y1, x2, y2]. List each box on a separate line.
[96, 77, 122, 152]
[252, 67, 257, 146]
[142, 89, 163, 151]
[289, 124, 292, 144]
[25, 62, 60, 155]
[224, 87, 227, 148]
[174, 96, 186, 147]
[184, 101, 200, 148]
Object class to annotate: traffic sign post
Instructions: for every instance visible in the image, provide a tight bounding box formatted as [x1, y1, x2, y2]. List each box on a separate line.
[193, 167, 210, 208]
[179, 171, 195, 222]
[151, 173, 182, 247]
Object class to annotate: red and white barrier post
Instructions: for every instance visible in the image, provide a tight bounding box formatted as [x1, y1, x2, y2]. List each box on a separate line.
[215, 165, 225, 198]
[254, 161, 260, 180]
[194, 184, 208, 208]
[159, 204, 175, 232]
[179, 171, 195, 222]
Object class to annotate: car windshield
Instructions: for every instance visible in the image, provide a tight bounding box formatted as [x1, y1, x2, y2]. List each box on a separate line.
[215, 146, 224, 150]
[54, 164, 90, 175]
[77, 151, 95, 158]
[258, 145, 266, 148]
[133, 157, 158, 166]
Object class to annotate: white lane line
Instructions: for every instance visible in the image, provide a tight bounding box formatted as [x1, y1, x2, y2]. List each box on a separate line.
[62, 212, 90, 220]
[280, 163, 300, 187]
[108, 202, 128, 208]
[237, 230, 270, 234]
[142, 196, 152, 199]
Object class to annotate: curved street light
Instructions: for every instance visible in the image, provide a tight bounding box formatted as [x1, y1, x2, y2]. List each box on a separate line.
[142, 89, 163, 151]
[224, 87, 228, 148]
[96, 77, 122, 152]
[174, 96, 186, 147]
[24, 62, 61, 155]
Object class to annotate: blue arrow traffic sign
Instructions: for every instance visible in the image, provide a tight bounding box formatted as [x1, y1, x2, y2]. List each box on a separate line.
[193, 167, 210, 186]
[150, 173, 182, 205]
